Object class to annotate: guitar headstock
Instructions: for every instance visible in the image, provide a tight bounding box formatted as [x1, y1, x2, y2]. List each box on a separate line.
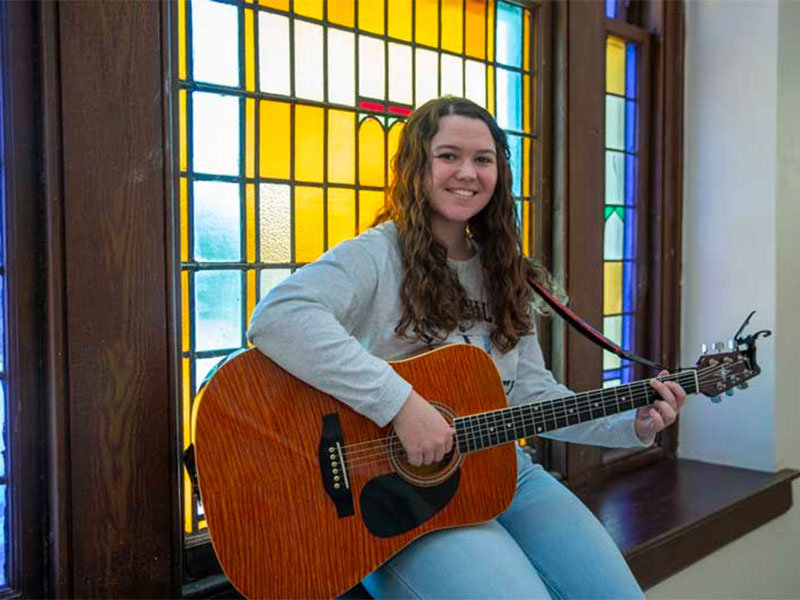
[694, 341, 761, 400]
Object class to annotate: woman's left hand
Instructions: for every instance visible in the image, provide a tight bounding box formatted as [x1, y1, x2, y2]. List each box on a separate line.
[634, 370, 688, 442]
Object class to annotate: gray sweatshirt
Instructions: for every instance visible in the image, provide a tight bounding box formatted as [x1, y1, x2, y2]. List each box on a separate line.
[247, 222, 650, 448]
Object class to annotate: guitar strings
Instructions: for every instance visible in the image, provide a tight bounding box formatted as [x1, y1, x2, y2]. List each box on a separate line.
[338, 365, 732, 470]
[342, 367, 719, 466]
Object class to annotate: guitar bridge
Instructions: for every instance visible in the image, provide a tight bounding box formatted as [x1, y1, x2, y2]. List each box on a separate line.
[318, 413, 354, 518]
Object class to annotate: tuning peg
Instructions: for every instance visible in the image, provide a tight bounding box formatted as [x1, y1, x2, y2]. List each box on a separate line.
[701, 343, 708, 354]
[714, 342, 726, 351]
[738, 382, 749, 390]
[725, 389, 735, 397]
[728, 340, 737, 350]
[710, 396, 722, 404]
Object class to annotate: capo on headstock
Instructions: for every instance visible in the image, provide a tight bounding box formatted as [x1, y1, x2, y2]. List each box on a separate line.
[732, 310, 772, 374]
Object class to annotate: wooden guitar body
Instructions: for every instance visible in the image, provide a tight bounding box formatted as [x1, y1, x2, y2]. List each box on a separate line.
[193, 343, 517, 599]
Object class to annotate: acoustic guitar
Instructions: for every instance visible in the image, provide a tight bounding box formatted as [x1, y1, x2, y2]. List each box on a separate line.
[192, 341, 764, 599]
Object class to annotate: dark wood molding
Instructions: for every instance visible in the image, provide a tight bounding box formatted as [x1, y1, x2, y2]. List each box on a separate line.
[1, 1, 46, 595]
[51, 1, 179, 596]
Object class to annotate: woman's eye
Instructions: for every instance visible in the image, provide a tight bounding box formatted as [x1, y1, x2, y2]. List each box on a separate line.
[476, 156, 494, 164]
[437, 153, 456, 160]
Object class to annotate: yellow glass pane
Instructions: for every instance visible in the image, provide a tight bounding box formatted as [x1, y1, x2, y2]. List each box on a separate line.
[245, 9, 256, 91]
[530, 201, 536, 255]
[295, 186, 324, 262]
[359, 0, 385, 35]
[180, 177, 189, 262]
[441, 0, 463, 54]
[388, 0, 412, 41]
[246, 183, 256, 262]
[604, 261, 623, 314]
[198, 519, 207, 529]
[523, 74, 530, 133]
[328, 0, 355, 27]
[296, 105, 324, 182]
[607, 36, 626, 95]
[416, 0, 439, 48]
[259, 0, 289, 9]
[178, 0, 187, 80]
[246, 98, 255, 178]
[247, 269, 257, 324]
[386, 121, 404, 190]
[523, 9, 530, 72]
[181, 270, 190, 352]
[327, 188, 356, 249]
[523, 138, 530, 197]
[487, 0, 495, 61]
[294, 0, 322, 19]
[358, 118, 385, 187]
[328, 110, 355, 185]
[182, 356, 192, 533]
[179, 90, 187, 172]
[487, 65, 495, 116]
[359, 190, 385, 232]
[465, 0, 486, 59]
[522, 200, 530, 255]
[260, 100, 291, 179]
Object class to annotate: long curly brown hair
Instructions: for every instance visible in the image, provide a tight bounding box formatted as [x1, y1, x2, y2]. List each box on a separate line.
[374, 96, 557, 353]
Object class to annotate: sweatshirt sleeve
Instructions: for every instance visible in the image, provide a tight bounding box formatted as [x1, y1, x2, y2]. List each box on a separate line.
[246, 237, 412, 427]
[510, 326, 652, 448]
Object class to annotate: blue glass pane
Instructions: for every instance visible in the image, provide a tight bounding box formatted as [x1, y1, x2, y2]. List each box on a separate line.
[0, 483, 5, 586]
[515, 200, 522, 230]
[0, 383, 5, 479]
[194, 270, 242, 351]
[603, 368, 622, 381]
[193, 181, 241, 262]
[626, 43, 637, 98]
[606, 0, 618, 19]
[0, 276, 4, 370]
[623, 257, 635, 313]
[605, 151, 624, 205]
[624, 206, 636, 258]
[191, 0, 239, 87]
[507, 134, 522, 197]
[496, 2, 523, 68]
[621, 365, 632, 384]
[623, 312, 634, 353]
[625, 153, 636, 205]
[192, 92, 240, 177]
[625, 100, 637, 152]
[496, 68, 521, 131]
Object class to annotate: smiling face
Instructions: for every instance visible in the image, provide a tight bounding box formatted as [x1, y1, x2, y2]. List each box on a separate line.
[427, 115, 499, 236]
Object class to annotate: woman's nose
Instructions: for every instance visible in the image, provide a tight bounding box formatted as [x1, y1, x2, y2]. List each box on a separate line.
[456, 160, 477, 180]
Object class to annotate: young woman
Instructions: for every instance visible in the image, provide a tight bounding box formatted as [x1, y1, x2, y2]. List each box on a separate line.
[247, 96, 686, 599]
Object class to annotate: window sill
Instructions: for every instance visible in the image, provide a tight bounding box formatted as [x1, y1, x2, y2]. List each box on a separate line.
[576, 458, 800, 590]
[182, 459, 799, 598]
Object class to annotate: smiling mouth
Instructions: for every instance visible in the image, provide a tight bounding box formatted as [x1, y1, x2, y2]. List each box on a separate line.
[447, 188, 477, 197]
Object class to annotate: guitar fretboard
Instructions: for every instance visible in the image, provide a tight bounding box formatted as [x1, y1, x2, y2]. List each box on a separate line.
[453, 371, 698, 454]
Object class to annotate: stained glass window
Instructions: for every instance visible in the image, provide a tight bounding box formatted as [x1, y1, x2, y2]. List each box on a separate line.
[0, 18, 8, 585]
[178, 0, 537, 535]
[602, 35, 637, 388]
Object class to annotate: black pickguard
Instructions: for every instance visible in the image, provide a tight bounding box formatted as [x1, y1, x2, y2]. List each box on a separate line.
[359, 470, 460, 538]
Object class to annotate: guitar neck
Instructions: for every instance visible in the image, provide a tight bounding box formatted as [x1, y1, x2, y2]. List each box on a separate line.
[454, 370, 699, 454]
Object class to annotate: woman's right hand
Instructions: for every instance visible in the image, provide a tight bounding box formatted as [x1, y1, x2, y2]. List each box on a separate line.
[391, 389, 455, 466]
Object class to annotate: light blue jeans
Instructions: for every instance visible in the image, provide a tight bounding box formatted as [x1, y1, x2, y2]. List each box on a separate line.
[361, 447, 644, 599]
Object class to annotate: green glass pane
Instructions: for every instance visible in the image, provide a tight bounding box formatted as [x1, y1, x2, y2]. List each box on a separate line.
[603, 315, 622, 370]
[605, 151, 624, 205]
[605, 95, 625, 151]
[194, 270, 242, 351]
[193, 180, 241, 262]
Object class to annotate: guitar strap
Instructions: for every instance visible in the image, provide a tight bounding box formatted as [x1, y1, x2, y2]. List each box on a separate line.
[527, 276, 668, 372]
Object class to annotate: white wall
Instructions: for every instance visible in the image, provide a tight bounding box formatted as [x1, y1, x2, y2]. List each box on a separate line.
[649, 0, 800, 597]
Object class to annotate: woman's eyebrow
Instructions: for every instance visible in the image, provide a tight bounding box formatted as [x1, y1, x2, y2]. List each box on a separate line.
[432, 144, 496, 155]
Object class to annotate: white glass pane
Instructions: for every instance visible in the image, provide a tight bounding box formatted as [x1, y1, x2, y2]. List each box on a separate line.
[604, 211, 624, 261]
[359, 35, 385, 100]
[415, 48, 438, 106]
[191, 0, 239, 86]
[295, 21, 324, 101]
[328, 28, 356, 106]
[195, 270, 242, 351]
[465, 60, 486, 108]
[259, 184, 291, 262]
[196, 357, 224, 392]
[193, 180, 241, 262]
[603, 316, 622, 370]
[259, 268, 292, 299]
[440, 53, 463, 97]
[388, 42, 413, 105]
[193, 92, 240, 176]
[259, 12, 290, 95]
[605, 151, 625, 205]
